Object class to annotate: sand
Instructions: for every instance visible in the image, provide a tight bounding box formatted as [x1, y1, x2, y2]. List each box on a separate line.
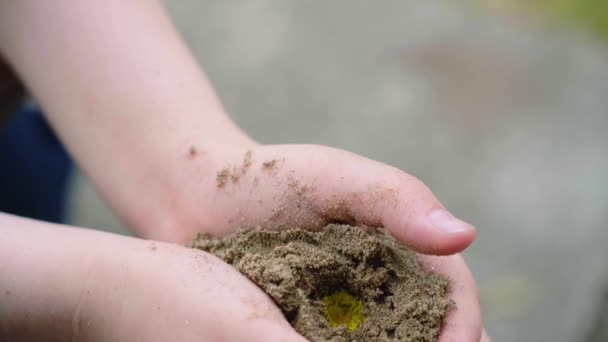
[190, 224, 452, 342]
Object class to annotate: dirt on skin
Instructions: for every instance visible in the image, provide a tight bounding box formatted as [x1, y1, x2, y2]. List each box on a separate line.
[190, 224, 452, 342]
[262, 159, 279, 169]
[216, 150, 254, 187]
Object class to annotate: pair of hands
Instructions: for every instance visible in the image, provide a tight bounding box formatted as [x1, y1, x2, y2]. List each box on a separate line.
[1, 145, 488, 342]
[0, 1, 488, 339]
[87, 143, 488, 341]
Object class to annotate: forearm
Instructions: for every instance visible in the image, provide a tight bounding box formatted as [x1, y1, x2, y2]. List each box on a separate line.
[0, 213, 195, 341]
[0, 0, 254, 235]
[0, 214, 101, 340]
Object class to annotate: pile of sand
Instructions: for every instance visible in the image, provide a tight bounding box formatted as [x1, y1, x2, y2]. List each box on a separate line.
[191, 224, 452, 342]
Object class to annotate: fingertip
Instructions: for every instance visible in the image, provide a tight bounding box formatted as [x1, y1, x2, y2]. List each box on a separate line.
[388, 210, 476, 255]
[427, 209, 476, 236]
[430, 211, 477, 254]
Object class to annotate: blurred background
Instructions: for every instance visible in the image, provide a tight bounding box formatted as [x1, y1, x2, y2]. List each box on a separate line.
[66, 1, 608, 341]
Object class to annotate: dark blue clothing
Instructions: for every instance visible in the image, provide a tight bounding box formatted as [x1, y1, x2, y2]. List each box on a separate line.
[0, 104, 73, 223]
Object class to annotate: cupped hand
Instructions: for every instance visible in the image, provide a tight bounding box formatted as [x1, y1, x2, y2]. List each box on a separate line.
[0, 214, 307, 341]
[79, 238, 307, 342]
[139, 144, 476, 251]
[126, 143, 485, 341]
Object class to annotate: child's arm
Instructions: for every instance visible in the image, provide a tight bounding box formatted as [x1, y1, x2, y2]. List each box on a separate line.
[0, 0, 474, 251]
[0, 1, 483, 340]
[0, 213, 306, 341]
[0, 0, 254, 237]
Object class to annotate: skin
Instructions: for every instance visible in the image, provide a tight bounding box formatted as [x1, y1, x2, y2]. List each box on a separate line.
[0, 0, 490, 340]
[0, 214, 308, 342]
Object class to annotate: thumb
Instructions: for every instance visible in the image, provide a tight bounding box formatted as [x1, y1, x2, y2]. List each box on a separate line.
[308, 147, 476, 255]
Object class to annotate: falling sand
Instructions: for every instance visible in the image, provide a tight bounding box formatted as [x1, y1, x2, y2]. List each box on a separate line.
[190, 224, 452, 342]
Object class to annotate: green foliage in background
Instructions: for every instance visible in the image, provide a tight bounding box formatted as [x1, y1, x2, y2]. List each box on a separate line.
[554, 0, 608, 40]
[470, 0, 608, 42]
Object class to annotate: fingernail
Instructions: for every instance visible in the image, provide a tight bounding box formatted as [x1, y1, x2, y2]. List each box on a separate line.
[428, 209, 473, 233]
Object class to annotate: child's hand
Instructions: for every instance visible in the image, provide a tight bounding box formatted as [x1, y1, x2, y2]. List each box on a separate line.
[132, 144, 476, 252]
[0, 214, 307, 342]
[120, 143, 483, 341]
[84, 241, 308, 342]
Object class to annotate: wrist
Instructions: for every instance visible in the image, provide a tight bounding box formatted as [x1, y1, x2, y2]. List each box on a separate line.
[117, 136, 260, 242]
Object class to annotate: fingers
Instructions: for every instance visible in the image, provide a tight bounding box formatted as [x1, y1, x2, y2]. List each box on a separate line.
[308, 146, 476, 255]
[418, 254, 482, 342]
[194, 145, 475, 254]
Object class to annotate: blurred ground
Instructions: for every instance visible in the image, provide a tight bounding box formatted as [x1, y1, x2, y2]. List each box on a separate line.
[69, 1, 608, 341]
